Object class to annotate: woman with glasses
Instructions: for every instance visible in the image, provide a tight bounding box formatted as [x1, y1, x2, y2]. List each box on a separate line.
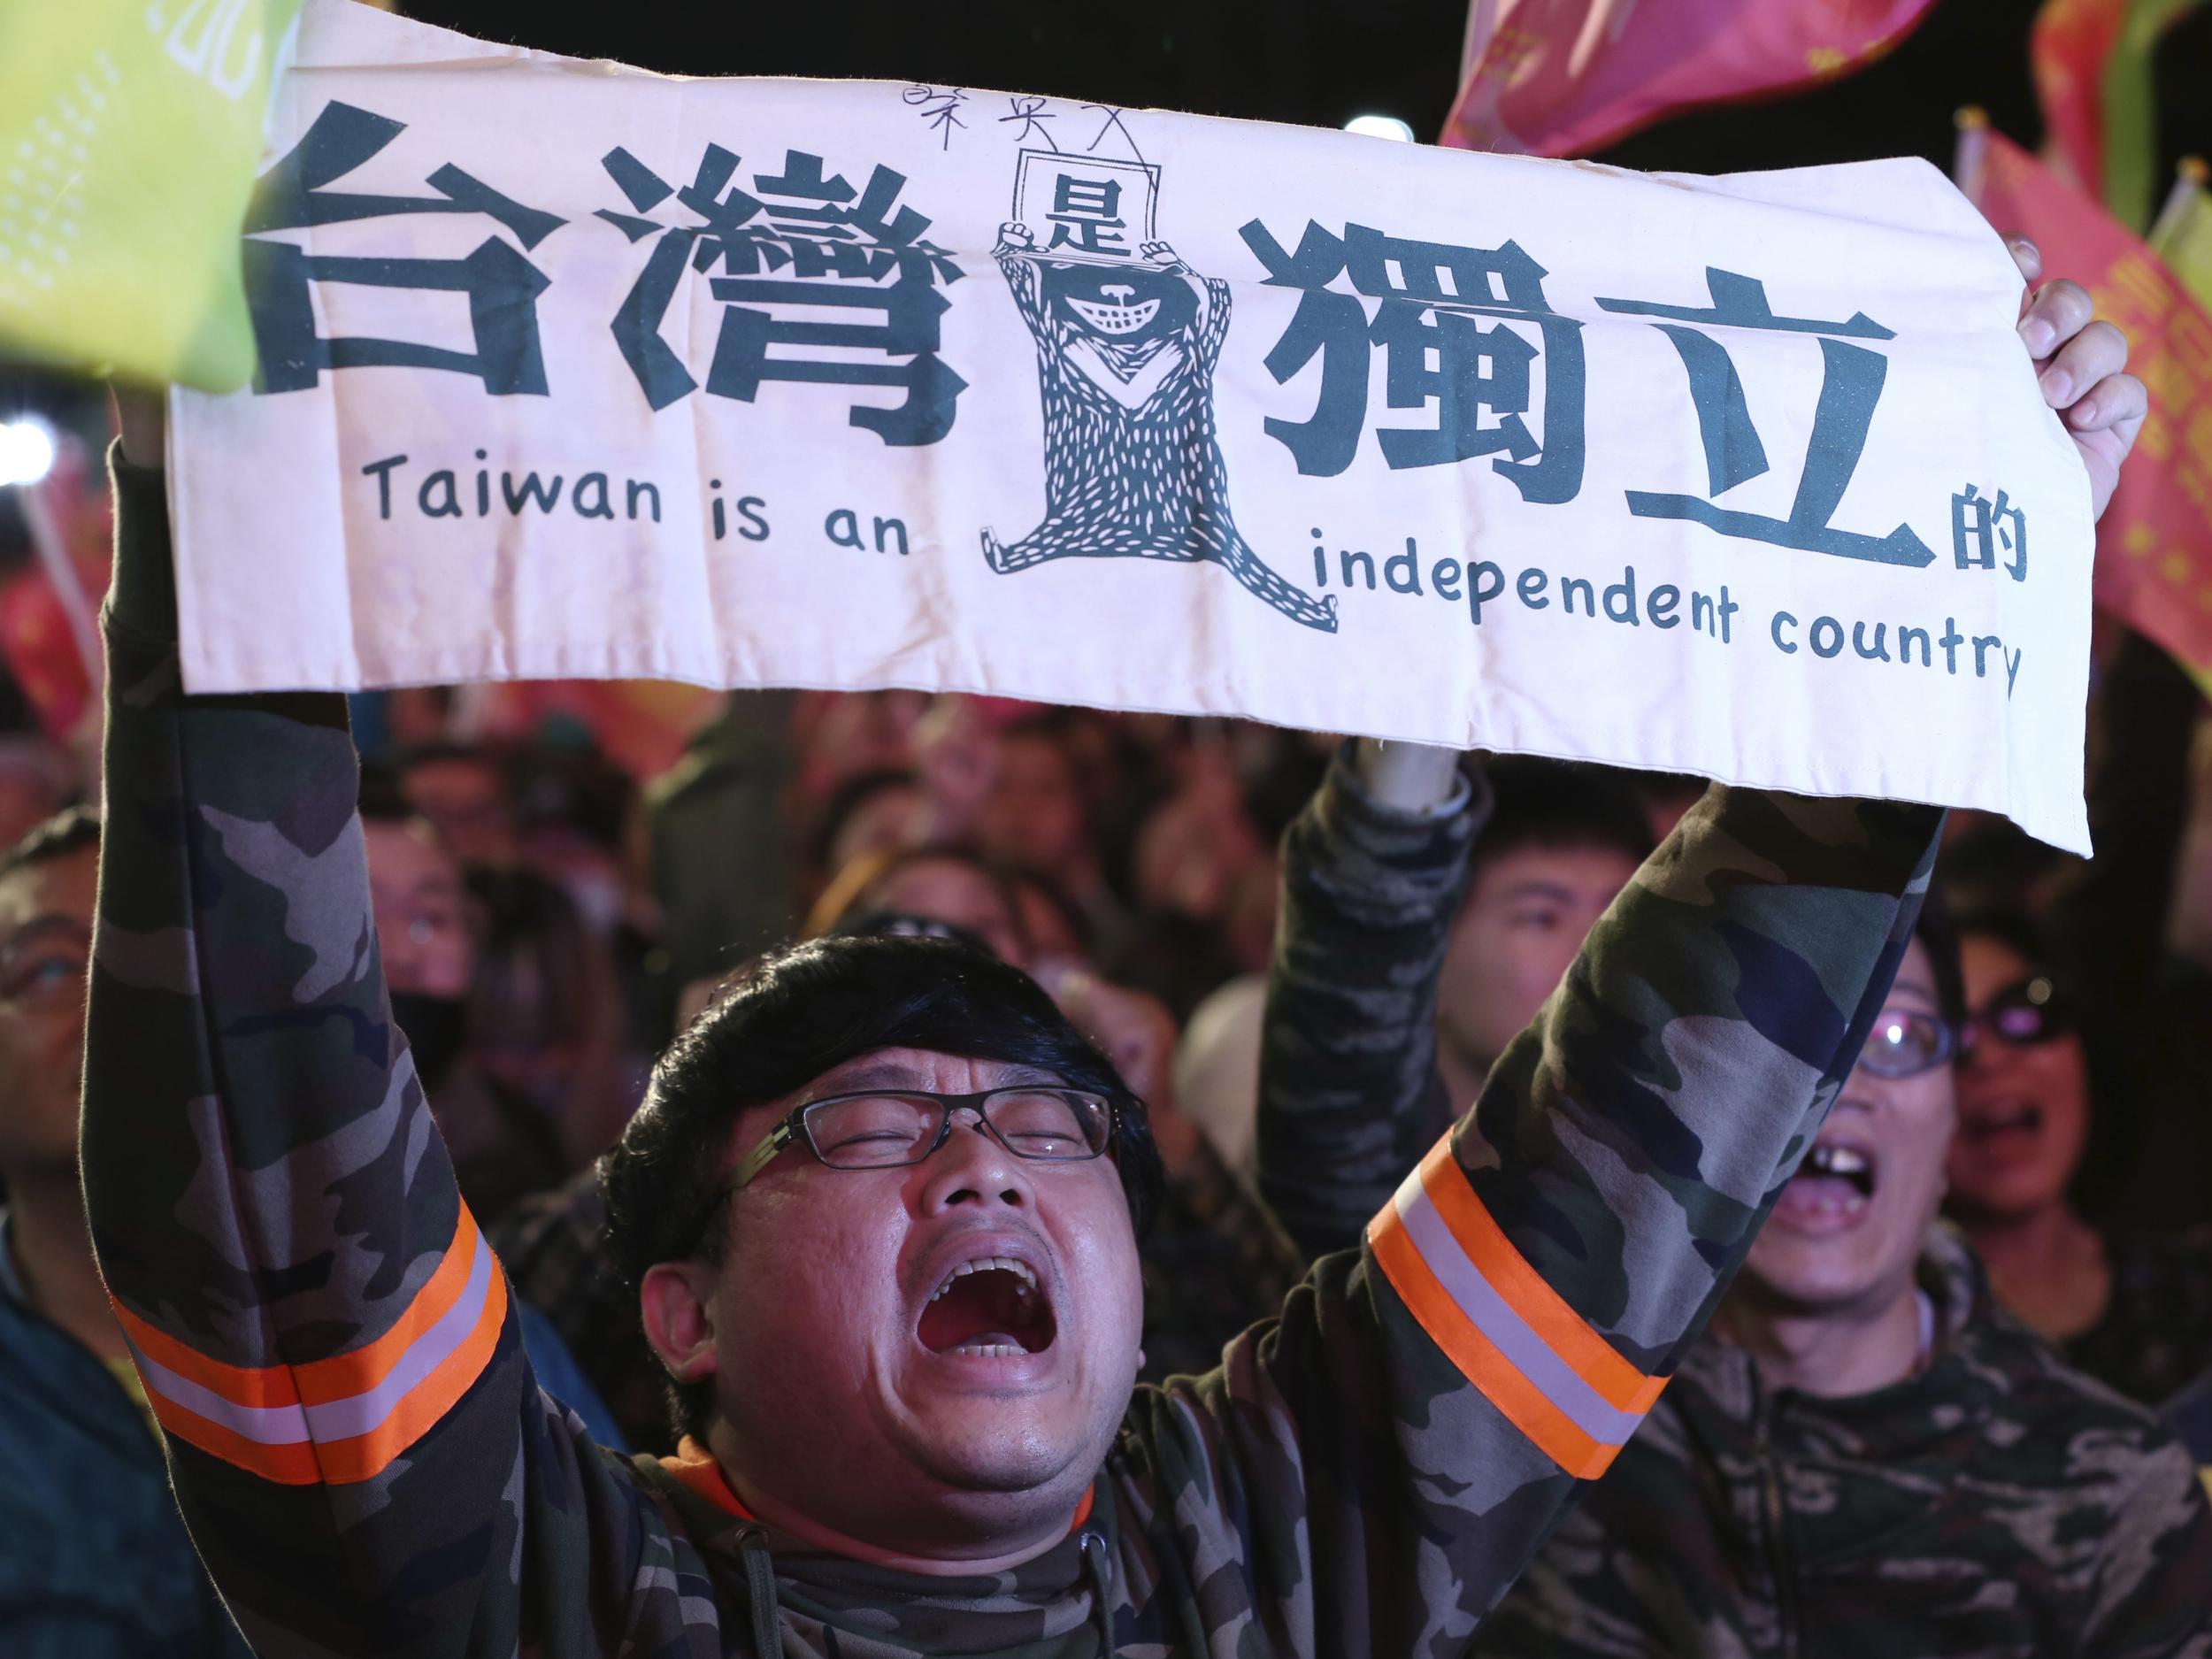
[1945, 913, 2212, 1407]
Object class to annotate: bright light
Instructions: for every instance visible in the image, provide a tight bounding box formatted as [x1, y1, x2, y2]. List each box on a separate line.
[0, 419, 57, 488]
[1345, 113, 1417, 143]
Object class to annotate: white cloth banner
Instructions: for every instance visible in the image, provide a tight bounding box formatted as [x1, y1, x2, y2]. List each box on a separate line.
[170, 0, 2096, 850]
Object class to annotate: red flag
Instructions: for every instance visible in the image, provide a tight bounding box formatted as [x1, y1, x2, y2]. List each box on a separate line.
[1440, 0, 1936, 158]
[1962, 121, 2212, 687]
[1, 434, 111, 745]
[2030, 0, 2128, 196]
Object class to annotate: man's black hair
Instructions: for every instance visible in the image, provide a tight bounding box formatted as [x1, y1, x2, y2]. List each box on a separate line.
[1465, 757, 1656, 890]
[357, 762, 415, 825]
[598, 931, 1164, 1440]
[1911, 890, 1968, 1033]
[0, 805, 99, 881]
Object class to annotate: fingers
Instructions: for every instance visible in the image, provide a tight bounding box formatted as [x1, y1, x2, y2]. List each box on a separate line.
[108, 385, 167, 468]
[2039, 316, 2129, 409]
[2018, 277, 2093, 358]
[2064, 368, 2147, 434]
[2008, 234, 2042, 288]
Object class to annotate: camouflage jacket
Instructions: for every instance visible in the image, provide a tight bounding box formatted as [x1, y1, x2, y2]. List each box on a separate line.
[1479, 1230, 2212, 1658]
[1259, 751, 2212, 1656]
[87, 458, 1932, 1658]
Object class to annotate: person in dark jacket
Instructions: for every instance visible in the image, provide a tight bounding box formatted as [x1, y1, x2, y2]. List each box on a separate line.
[0, 809, 252, 1658]
[1258, 741, 2212, 1656]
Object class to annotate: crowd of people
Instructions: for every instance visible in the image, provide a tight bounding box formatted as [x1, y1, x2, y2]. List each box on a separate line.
[1, 250, 2208, 1655]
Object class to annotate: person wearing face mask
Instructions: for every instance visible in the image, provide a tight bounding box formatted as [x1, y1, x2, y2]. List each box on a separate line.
[360, 781, 630, 1450]
[1946, 911, 2212, 1408]
[1259, 741, 2212, 1654]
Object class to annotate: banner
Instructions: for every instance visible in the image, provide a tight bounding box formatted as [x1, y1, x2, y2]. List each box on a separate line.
[1962, 122, 2212, 696]
[1440, 0, 1935, 159]
[0, 0, 303, 388]
[170, 0, 2096, 850]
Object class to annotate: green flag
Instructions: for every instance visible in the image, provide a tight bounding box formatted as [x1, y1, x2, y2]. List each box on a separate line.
[2150, 160, 2212, 311]
[2101, 0, 2205, 232]
[0, 0, 303, 389]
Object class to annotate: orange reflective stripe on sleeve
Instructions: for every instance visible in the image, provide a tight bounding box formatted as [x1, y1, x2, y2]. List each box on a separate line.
[111, 1202, 509, 1486]
[1367, 1137, 1665, 1479]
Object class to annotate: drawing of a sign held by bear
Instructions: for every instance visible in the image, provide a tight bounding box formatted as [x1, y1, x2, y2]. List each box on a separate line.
[982, 150, 1339, 633]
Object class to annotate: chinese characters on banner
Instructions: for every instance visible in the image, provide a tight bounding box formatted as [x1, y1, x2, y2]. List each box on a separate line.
[169, 0, 2097, 849]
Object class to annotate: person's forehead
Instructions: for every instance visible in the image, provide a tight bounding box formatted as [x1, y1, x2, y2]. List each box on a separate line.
[800, 1048, 1060, 1099]
[364, 818, 461, 886]
[0, 845, 97, 935]
[1887, 936, 1940, 1008]
[1475, 840, 1639, 899]
[1958, 931, 2031, 996]
[407, 757, 502, 795]
[872, 859, 1002, 914]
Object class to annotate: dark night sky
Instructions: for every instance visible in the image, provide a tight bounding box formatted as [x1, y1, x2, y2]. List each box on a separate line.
[399, 0, 2208, 180]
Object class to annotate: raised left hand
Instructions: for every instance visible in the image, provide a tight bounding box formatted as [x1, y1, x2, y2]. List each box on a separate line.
[2008, 236, 2147, 523]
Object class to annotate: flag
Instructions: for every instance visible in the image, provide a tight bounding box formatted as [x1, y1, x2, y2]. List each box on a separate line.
[0, 434, 111, 744]
[2030, 0, 2131, 196]
[2151, 158, 2212, 311]
[1960, 117, 2212, 687]
[0, 0, 303, 389]
[2029, 0, 2204, 226]
[2102, 0, 2206, 231]
[1440, 0, 1936, 158]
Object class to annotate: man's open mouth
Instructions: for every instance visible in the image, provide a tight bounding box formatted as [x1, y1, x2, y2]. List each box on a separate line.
[917, 1255, 1057, 1358]
[1776, 1139, 1877, 1225]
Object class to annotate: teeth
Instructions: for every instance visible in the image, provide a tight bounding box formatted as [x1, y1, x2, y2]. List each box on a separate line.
[929, 1255, 1040, 1302]
[1811, 1146, 1870, 1177]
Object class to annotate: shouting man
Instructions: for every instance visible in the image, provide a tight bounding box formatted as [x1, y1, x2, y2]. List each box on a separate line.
[81, 248, 2139, 1655]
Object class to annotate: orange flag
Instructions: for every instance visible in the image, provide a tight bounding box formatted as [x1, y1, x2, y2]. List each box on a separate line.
[1441, 0, 1936, 157]
[1960, 117, 2212, 687]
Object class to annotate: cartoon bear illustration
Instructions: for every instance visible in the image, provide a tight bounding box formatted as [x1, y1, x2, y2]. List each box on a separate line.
[983, 223, 1338, 633]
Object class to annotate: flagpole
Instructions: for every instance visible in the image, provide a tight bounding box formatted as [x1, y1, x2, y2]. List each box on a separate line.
[1952, 105, 1990, 205]
[2150, 156, 2210, 254]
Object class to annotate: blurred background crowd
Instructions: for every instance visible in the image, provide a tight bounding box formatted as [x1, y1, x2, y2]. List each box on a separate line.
[5, 0, 2212, 1638]
[2, 0, 2211, 1451]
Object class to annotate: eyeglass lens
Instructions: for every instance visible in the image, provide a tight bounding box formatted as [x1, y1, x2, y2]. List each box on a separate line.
[1859, 1010, 1951, 1077]
[803, 1089, 1108, 1169]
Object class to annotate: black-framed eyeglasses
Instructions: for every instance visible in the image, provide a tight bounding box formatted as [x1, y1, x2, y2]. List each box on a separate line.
[1857, 1007, 1958, 1079]
[1962, 974, 2071, 1055]
[681, 1086, 1117, 1251]
[746, 1085, 1114, 1179]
